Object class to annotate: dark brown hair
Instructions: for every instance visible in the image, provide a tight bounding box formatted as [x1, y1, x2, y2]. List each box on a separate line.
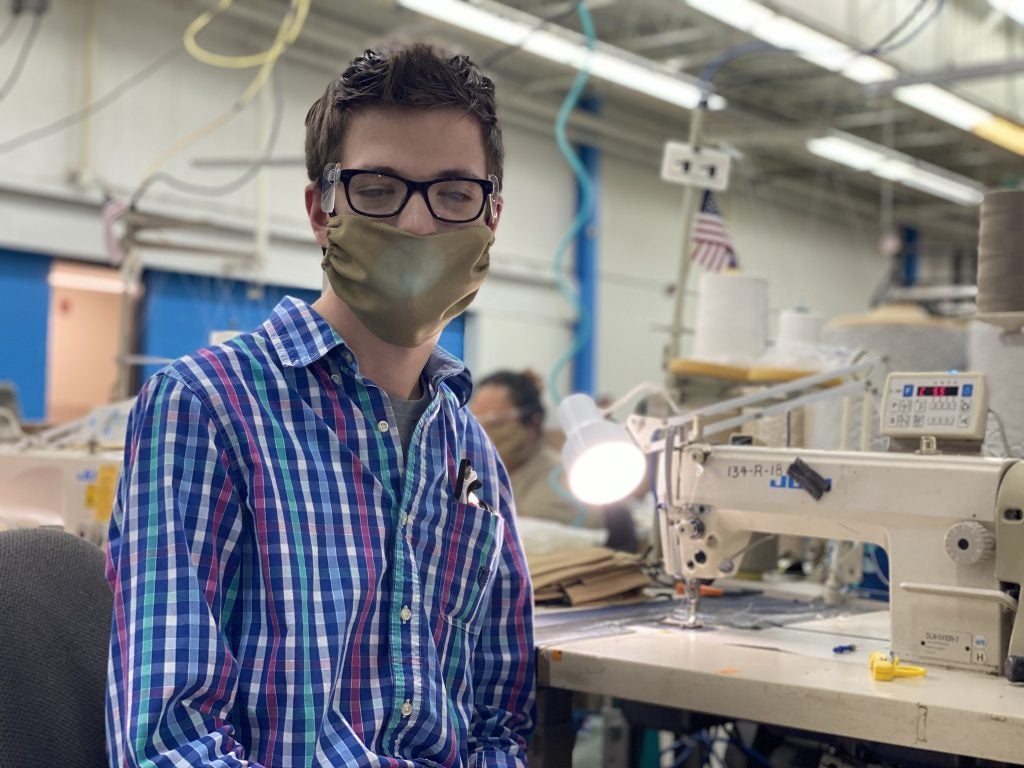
[304, 43, 503, 185]
[478, 370, 545, 428]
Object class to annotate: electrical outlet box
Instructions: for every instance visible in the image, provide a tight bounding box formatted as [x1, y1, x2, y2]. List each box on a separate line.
[10, 0, 48, 14]
[660, 141, 731, 191]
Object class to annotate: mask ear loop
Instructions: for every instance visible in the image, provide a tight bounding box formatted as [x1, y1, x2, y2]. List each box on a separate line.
[321, 164, 340, 214]
[486, 174, 500, 221]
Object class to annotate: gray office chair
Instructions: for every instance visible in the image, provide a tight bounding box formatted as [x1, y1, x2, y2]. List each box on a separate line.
[0, 528, 112, 768]
[0, 381, 22, 442]
[0, 381, 21, 423]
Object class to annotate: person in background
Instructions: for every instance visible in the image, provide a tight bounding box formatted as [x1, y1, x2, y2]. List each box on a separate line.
[471, 370, 637, 551]
[471, 370, 599, 528]
[106, 43, 534, 767]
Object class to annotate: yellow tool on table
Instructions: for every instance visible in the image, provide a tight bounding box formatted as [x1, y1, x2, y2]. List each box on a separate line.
[869, 651, 927, 682]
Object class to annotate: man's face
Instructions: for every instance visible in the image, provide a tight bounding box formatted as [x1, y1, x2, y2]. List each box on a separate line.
[305, 106, 502, 246]
[469, 384, 517, 429]
[470, 383, 539, 471]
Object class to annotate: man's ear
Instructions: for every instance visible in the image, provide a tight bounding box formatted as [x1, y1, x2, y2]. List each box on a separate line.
[304, 183, 330, 248]
[486, 194, 503, 233]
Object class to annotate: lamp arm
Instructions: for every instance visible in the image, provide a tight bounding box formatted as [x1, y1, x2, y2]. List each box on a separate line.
[621, 357, 882, 454]
[601, 382, 687, 419]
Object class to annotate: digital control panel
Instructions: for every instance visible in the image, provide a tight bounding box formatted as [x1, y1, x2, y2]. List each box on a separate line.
[880, 372, 988, 441]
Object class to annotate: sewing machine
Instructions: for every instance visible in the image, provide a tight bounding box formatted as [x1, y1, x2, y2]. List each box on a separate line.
[658, 443, 1024, 680]
[0, 400, 130, 544]
[0, 447, 121, 544]
[559, 366, 1024, 680]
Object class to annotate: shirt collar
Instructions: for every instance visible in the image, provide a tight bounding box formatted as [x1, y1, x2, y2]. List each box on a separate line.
[427, 345, 473, 407]
[262, 297, 474, 406]
[264, 296, 344, 369]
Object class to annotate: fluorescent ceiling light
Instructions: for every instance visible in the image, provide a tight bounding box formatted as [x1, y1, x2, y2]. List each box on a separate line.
[989, 0, 1024, 25]
[397, 0, 725, 110]
[974, 117, 1024, 155]
[898, 168, 986, 205]
[687, 0, 1024, 157]
[807, 133, 985, 206]
[893, 85, 1024, 156]
[893, 84, 994, 131]
[805, 135, 882, 172]
[685, 0, 896, 84]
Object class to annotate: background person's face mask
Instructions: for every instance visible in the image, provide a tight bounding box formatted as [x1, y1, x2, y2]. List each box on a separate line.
[322, 214, 493, 347]
[485, 420, 537, 472]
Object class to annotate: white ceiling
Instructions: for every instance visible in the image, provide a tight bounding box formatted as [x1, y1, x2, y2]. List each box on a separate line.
[208, 0, 1024, 239]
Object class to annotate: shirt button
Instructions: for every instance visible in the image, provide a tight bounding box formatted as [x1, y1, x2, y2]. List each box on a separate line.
[400, 512, 410, 526]
[400, 700, 413, 717]
[330, 374, 341, 384]
[377, 420, 390, 433]
[400, 605, 412, 622]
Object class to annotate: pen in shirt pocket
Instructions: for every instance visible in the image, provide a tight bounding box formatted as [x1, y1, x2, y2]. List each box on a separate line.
[455, 458, 493, 513]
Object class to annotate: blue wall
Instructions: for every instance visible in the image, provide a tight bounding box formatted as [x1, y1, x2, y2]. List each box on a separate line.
[0, 260, 467, 421]
[0, 250, 50, 421]
[572, 96, 601, 396]
[140, 270, 465, 381]
[439, 314, 465, 361]
[140, 271, 319, 381]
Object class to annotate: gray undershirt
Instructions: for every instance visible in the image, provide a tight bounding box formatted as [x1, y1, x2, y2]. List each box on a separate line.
[390, 387, 431, 466]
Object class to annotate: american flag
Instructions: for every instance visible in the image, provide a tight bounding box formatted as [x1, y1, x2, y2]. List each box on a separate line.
[690, 190, 738, 271]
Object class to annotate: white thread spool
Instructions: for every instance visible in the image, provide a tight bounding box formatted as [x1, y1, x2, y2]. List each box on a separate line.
[741, 308, 822, 449]
[977, 189, 1024, 314]
[968, 321, 1024, 456]
[821, 306, 966, 373]
[971, 190, 1024, 455]
[808, 306, 966, 450]
[777, 308, 822, 347]
[755, 308, 825, 372]
[692, 272, 768, 366]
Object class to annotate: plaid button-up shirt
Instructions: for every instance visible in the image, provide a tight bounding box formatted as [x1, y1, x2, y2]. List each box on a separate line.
[106, 297, 535, 767]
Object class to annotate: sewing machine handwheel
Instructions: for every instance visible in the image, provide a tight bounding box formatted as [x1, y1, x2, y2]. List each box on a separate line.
[1004, 656, 1024, 683]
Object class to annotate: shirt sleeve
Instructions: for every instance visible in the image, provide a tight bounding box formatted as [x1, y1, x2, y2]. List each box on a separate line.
[467, 464, 536, 768]
[106, 373, 258, 768]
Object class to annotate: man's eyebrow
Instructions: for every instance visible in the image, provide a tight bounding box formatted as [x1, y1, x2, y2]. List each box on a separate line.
[358, 165, 485, 179]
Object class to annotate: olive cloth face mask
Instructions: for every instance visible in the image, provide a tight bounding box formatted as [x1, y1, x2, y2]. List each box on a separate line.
[484, 420, 537, 472]
[322, 214, 494, 348]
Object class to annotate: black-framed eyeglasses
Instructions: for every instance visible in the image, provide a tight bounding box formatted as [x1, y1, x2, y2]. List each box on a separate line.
[321, 165, 499, 224]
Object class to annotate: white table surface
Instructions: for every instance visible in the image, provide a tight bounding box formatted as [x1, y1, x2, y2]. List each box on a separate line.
[536, 605, 1024, 763]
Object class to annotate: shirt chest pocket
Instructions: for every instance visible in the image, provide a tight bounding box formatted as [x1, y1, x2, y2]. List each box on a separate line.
[437, 501, 505, 635]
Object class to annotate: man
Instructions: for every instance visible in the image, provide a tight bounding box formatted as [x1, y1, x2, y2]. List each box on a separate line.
[469, 370, 600, 529]
[106, 44, 535, 767]
[470, 371, 638, 552]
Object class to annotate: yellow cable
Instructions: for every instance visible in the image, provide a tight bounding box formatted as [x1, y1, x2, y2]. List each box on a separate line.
[184, 0, 309, 70]
[138, 0, 309, 189]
